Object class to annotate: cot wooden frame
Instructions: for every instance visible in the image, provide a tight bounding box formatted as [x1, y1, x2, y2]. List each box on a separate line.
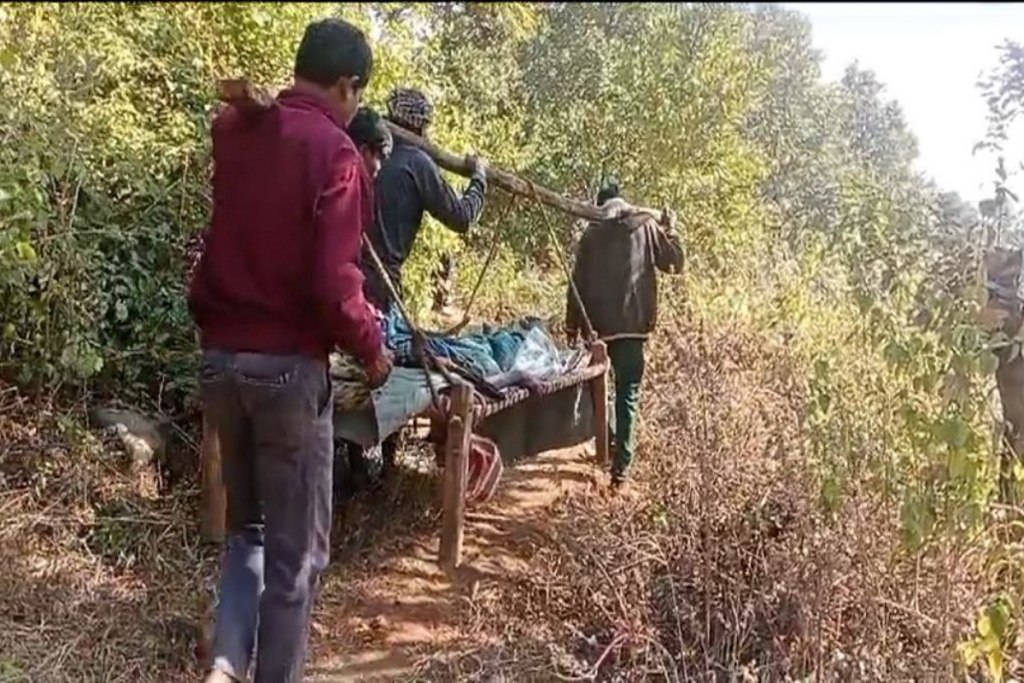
[198, 341, 609, 571]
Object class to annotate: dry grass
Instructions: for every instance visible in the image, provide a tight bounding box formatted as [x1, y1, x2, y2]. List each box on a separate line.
[0, 383, 214, 681]
[410, 321, 991, 681]
[0, 379, 450, 682]
[0, 312, 1007, 681]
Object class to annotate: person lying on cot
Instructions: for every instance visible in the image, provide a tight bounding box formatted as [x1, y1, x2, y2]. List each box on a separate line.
[188, 18, 392, 683]
[566, 181, 683, 491]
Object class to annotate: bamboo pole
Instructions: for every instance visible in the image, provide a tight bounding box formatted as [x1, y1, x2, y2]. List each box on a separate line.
[386, 122, 607, 222]
[199, 412, 226, 542]
[385, 121, 666, 223]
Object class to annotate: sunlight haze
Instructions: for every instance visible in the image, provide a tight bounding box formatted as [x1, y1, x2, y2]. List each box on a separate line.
[790, 2, 1024, 204]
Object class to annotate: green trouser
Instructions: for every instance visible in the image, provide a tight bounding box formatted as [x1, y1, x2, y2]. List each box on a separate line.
[607, 338, 646, 479]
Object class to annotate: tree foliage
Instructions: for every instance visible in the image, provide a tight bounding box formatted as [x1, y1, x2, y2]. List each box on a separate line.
[0, 5, 1019, 673]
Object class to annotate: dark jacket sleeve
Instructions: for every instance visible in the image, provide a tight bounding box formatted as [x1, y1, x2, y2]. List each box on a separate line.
[650, 221, 684, 274]
[413, 152, 486, 234]
[312, 146, 384, 365]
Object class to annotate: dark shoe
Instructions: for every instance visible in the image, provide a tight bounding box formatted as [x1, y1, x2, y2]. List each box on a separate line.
[381, 434, 399, 481]
[348, 450, 371, 491]
[609, 472, 638, 499]
[333, 441, 369, 502]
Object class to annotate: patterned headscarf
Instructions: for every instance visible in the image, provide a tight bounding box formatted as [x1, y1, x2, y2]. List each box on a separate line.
[386, 87, 433, 131]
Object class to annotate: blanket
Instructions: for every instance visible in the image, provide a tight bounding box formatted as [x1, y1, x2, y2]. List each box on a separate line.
[332, 311, 584, 447]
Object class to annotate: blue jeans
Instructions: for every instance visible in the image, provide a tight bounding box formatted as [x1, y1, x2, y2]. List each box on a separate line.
[199, 351, 333, 683]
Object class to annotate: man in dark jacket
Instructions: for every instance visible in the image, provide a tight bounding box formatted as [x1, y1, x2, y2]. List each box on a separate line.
[566, 183, 683, 488]
[188, 19, 390, 683]
[334, 105, 394, 495]
[362, 87, 488, 311]
[355, 87, 488, 481]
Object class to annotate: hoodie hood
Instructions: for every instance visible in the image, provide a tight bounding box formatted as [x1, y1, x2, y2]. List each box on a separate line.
[600, 197, 657, 231]
[276, 87, 345, 128]
[215, 81, 345, 129]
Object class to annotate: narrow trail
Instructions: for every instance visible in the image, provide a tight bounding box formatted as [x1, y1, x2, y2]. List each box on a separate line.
[306, 446, 604, 682]
[0, 323, 983, 680]
[0, 378, 621, 682]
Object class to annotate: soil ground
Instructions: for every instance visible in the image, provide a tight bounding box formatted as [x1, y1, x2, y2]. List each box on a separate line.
[305, 445, 604, 681]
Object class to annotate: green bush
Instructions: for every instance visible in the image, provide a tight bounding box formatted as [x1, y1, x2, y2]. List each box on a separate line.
[0, 8, 1018, 672]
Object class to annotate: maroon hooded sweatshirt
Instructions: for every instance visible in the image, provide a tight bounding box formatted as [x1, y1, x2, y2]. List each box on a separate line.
[188, 88, 383, 365]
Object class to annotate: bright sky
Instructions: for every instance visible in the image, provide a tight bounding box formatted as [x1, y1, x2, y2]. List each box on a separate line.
[787, 2, 1024, 204]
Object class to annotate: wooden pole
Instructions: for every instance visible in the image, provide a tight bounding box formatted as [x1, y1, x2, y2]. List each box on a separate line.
[440, 383, 473, 572]
[214, 79, 669, 224]
[199, 412, 226, 542]
[384, 122, 613, 222]
[591, 341, 610, 466]
[384, 122, 666, 223]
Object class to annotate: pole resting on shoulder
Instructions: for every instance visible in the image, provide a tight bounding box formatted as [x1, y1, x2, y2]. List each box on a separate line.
[215, 78, 676, 224]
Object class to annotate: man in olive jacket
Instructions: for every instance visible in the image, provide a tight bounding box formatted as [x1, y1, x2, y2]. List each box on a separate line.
[566, 183, 683, 487]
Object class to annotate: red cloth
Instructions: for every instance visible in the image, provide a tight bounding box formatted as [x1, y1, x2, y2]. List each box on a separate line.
[465, 435, 503, 506]
[188, 88, 383, 365]
[430, 427, 504, 507]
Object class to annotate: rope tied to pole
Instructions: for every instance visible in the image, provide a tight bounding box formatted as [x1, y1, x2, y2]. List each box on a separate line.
[360, 233, 456, 414]
[525, 180, 597, 346]
[441, 194, 517, 336]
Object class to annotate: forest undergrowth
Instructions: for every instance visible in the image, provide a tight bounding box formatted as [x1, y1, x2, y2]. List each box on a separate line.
[412, 300, 1002, 682]
[2, 3, 1024, 681]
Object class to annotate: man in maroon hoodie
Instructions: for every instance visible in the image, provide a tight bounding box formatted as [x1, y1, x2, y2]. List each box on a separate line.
[188, 18, 390, 683]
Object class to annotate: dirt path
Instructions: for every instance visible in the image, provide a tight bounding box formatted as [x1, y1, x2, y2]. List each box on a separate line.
[305, 446, 603, 682]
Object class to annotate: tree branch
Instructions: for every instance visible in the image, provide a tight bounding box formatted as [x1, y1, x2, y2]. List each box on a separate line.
[216, 78, 669, 224]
